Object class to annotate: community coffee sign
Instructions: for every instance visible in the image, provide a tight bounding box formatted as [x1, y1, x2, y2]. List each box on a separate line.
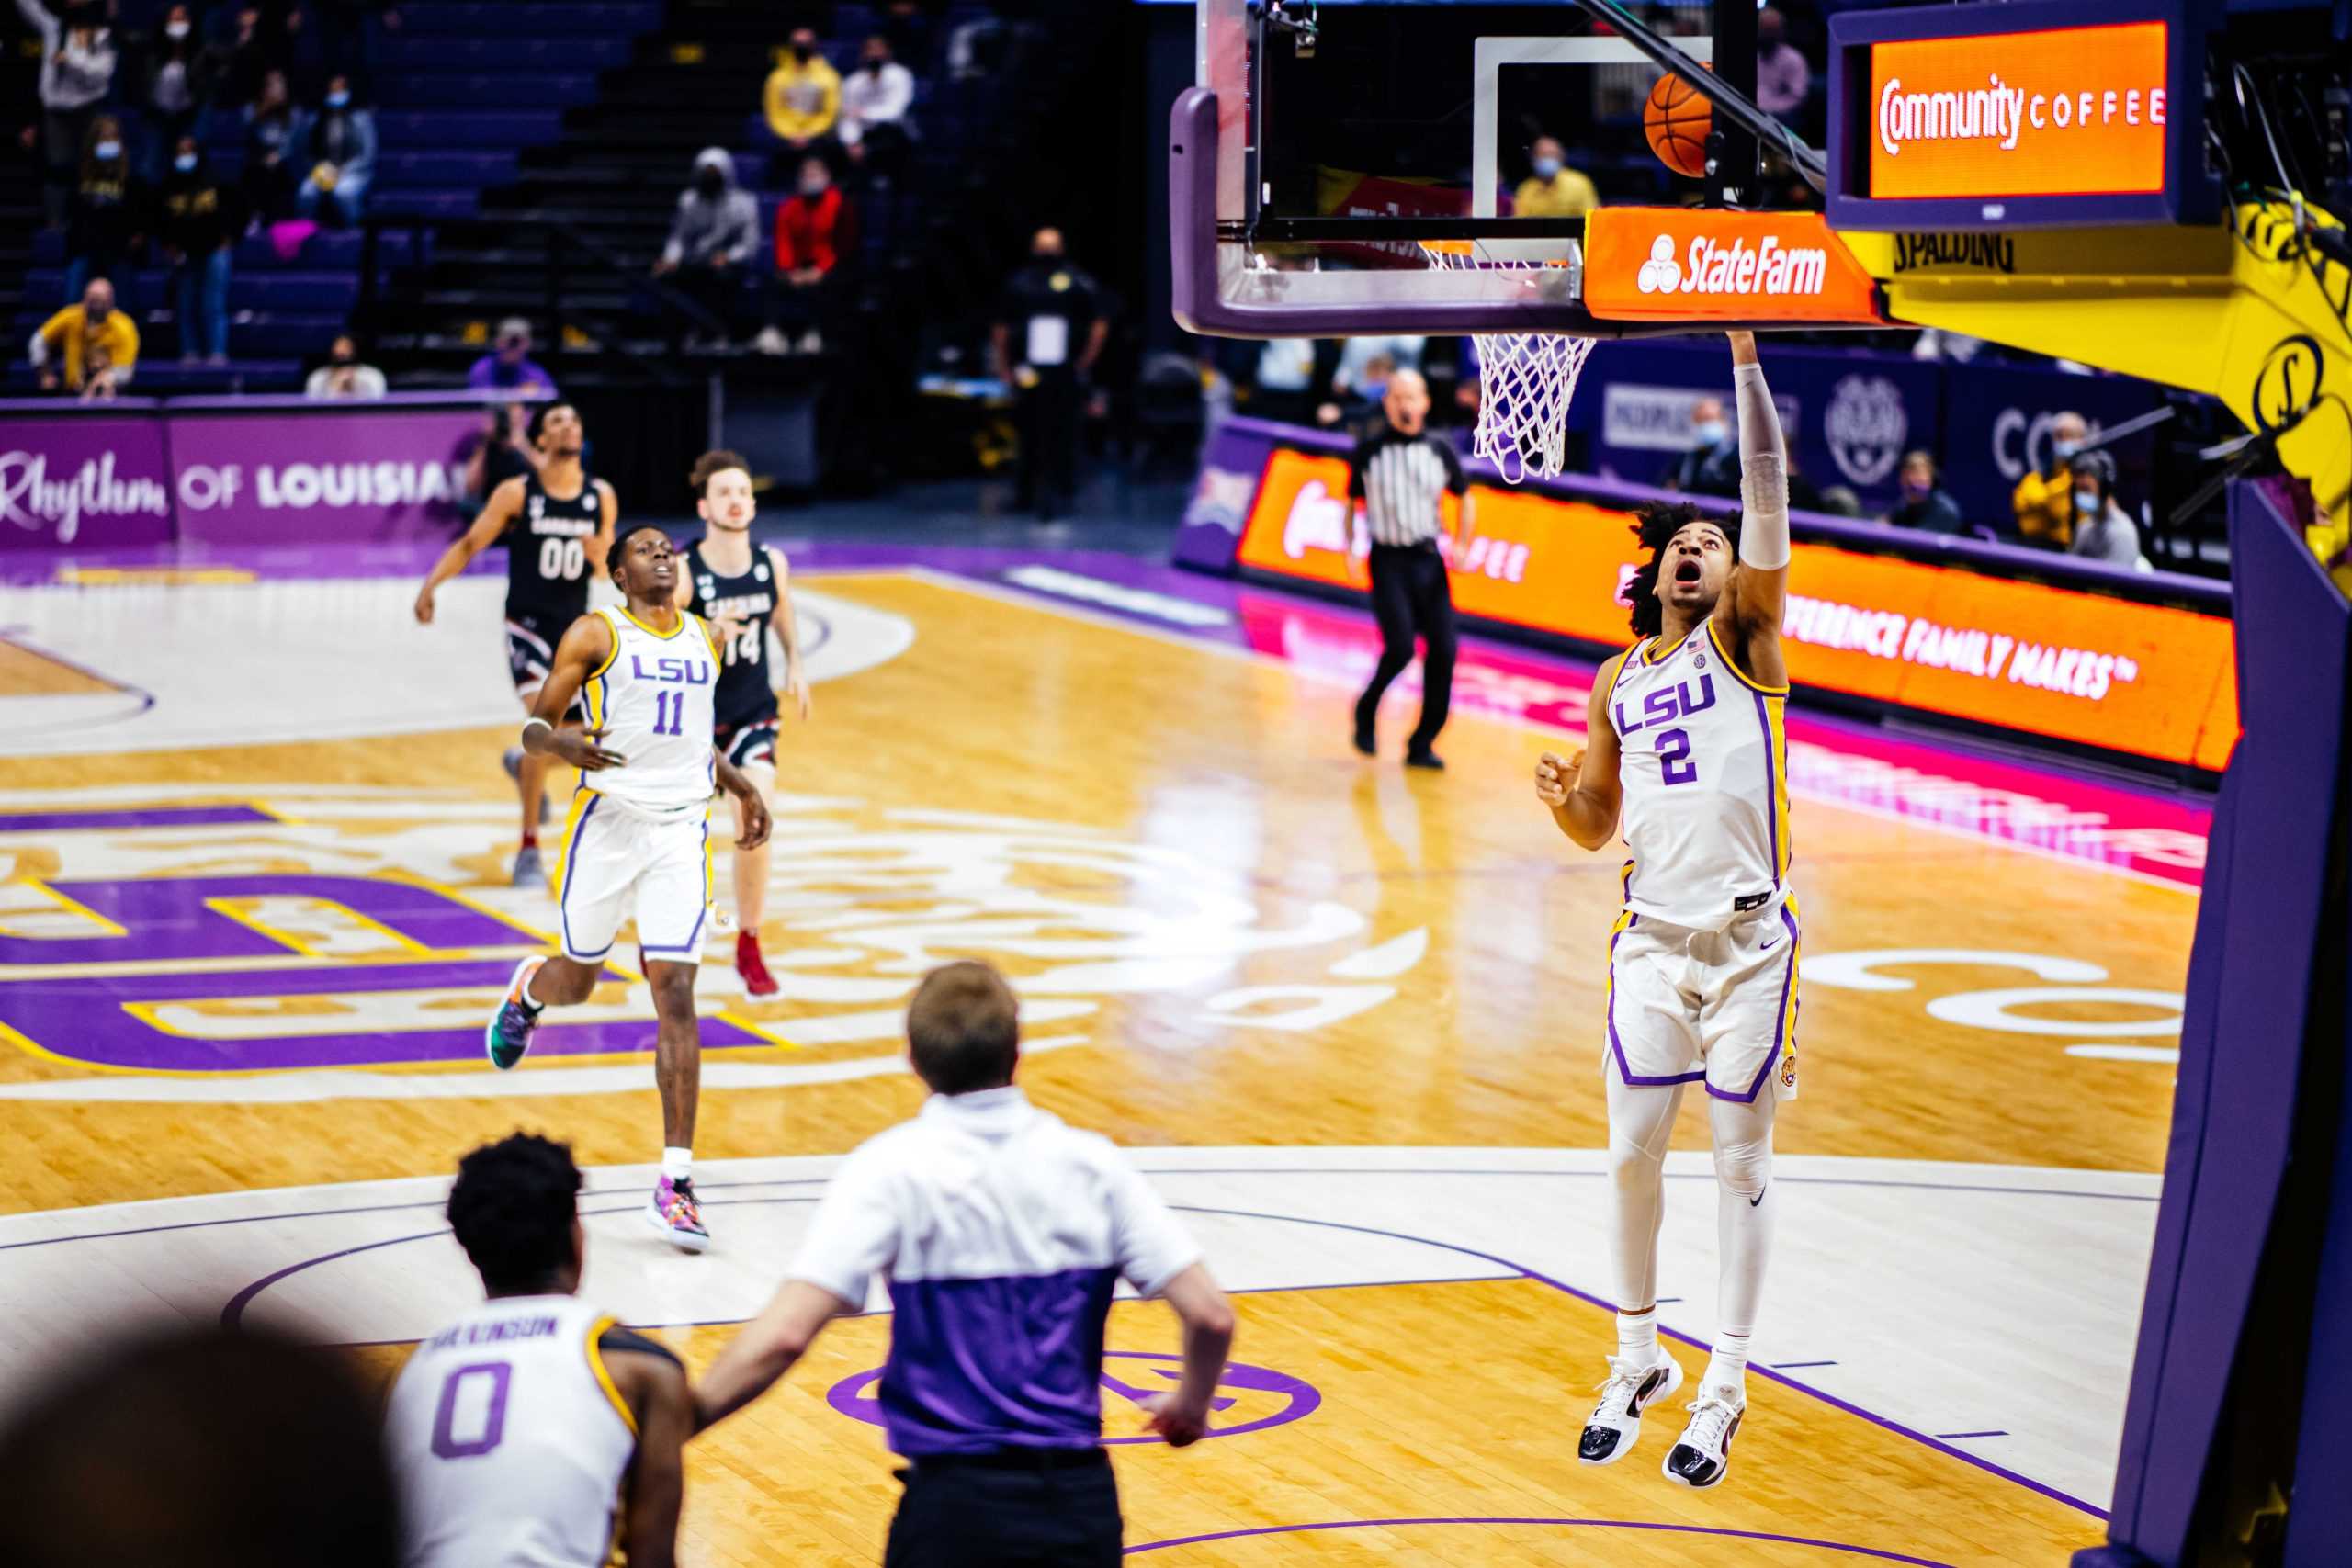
[1867, 21, 2170, 200]
[1583, 209, 1883, 325]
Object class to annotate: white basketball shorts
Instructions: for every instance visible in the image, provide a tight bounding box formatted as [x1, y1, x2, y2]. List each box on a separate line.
[554, 791, 713, 965]
[1603, 889, 1801, 1102]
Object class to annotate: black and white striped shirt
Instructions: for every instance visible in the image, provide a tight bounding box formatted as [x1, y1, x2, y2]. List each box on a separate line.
[1348, 426, 1469, 547]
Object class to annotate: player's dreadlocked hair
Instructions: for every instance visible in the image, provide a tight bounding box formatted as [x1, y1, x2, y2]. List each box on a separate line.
[1623, 502, 1739, 638]
[447, 1133, 582, 1293]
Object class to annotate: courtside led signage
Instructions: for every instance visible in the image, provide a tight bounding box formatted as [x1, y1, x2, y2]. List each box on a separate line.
[1235, 446, 2236, 770]
[1583, 209, 1883, 325]
[1868, 22, 2170, 201]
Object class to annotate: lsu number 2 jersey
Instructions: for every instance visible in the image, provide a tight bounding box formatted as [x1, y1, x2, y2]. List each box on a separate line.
[385, 1294, 647, 1568]
[1603, 618, 1799, 1101]
[558, 606, 721, 964]
[1607, 618, 1791, 931]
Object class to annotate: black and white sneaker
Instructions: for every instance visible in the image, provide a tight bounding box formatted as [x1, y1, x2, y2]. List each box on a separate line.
[1577, 1352, 1683, 1466]
[1661, 1387, 1745, 1488]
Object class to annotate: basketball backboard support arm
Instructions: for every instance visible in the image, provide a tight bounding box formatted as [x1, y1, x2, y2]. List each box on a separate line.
[1568, 0, 1827, 196]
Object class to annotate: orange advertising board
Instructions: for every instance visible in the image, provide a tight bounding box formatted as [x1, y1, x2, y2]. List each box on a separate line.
[1236, 446, 2238, 770]
[1583, 209, 1884, 324]
[1868, 22, 2171, 200]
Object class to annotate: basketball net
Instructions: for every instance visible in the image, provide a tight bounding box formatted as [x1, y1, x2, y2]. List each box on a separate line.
[1420, 241, 1596, 486]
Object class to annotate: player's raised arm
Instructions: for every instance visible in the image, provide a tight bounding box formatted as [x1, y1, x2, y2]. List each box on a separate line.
[769, 546, 811, 722]
[523, 615, 627, 770]
[605, 1343, 691, 1568]
[1536, 653, 1627, 851]
[413, 475, 525, 624]
[1723, 332, 1791, 685]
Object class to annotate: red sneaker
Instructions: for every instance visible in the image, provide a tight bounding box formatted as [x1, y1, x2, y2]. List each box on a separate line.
[736, 930, 778, 997]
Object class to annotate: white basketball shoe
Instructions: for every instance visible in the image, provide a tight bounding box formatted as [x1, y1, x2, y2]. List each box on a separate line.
[1661, 1385, 1746, 1488]
[1577, 1351, 1683, 1465]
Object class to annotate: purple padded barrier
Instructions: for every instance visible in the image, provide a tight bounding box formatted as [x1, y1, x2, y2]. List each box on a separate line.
[2075, 480, 2349, 1568]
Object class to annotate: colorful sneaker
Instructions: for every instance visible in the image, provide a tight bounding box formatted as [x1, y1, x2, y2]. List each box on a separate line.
[1578, 1351, 1683, 1466]
[1662, 1386, 1746, 1489]
[511, 844, 545, 888]
[484, 957, 545, 1071]
[736, 930, 778, 998]
[646, 1175, 711, 1252]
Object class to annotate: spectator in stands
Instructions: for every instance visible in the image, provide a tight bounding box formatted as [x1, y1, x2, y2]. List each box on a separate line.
[138, 6, 225, 179]
[157, 134, 240, 365]
[290, 73, 376, 226]
[840, 34, 915, 178]
[759, 154, 856, 355]
[2011, 410, 2088, 548]
[2065, 449, 2150, 570]
[655, 148, 761, 348]
[241, 68, 301, 223]
[217, 5, 288, 109]
[992, 227, 1107, 521]
[1317, 350, 1396, 434]
[63, 117, 143, 308]
[308, 333, 388, 398]
[1663, 395, 1740, 497]
[763, 28, 842, 157]
[1754, 7, 1810, 123]
[1885, 450, 1964, 536]
[19, 0, 118, 229]
[463, 401, 545, 502]
[1513, 136, 1599, 219]
[29, 277, 139, 400]
[468, 317, 558, 396]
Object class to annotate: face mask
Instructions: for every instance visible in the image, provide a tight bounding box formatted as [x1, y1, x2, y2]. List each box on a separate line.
[2052, 438, 2082, 459]
[94, 141, 122, 161]
[332, 350, 354, 366]
[792, 44, 812, 61]
[1693, 419, 1728, 447]
[1361, 379, 1388, 404]
[799, 175, 829, 196]
[165, 20, 190, 39]
[174, 152, 198, 172]
[326, 90, 351, 109]
[87, 302, 110, 321]
[2075, 489, 2101, 514]
[697, 173, 724, 196]
[1532, 156, 1562, 180]
[865, 56, 886, 73]
[1902, 476, 1929, 499]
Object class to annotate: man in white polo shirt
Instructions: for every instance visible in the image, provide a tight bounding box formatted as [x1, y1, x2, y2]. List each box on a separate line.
[693, 960, 1237, 1565]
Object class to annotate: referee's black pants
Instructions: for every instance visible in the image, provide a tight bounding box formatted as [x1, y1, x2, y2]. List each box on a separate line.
[1355, 541, 1457, 756]
[884, 1449, 1122, 1566]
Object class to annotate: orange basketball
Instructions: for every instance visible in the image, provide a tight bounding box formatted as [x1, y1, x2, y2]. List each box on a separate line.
[1645, 73, 1712, 179]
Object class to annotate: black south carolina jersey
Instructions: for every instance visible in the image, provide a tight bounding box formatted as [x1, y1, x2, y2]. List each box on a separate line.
[503, 470, 602, 625]
[684, 540, 782, 729]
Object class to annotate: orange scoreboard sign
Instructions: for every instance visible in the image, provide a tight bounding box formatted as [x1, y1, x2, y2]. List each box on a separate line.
[1869, 22, 2171, 200]
[1236, 446, 2238, 771]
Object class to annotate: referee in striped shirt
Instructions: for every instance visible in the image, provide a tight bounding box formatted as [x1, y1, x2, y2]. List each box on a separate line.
[1351, 368, 1468, 769]
[690, 960, 1237, 1565]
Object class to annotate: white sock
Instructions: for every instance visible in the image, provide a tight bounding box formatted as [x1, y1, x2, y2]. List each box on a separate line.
[1616, 1308, 1659, 1365]
[1702, 1328, 1752, 1400]
[662, 1146, 692, 1183]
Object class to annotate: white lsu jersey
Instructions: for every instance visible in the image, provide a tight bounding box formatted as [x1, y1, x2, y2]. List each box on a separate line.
[1608, 618, 1792, 931]
[580, 605, 719, 818]
[385, 1294, 639, 1568]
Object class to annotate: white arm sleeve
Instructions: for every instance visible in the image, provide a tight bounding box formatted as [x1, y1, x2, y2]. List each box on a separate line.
[1734, 361, 1791, 570]
[27, 328, 49, 367]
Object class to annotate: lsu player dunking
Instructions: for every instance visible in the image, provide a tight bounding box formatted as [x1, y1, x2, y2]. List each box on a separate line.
[1534, 331, 1796, 1490]
[387, 1134, 692, 1568]
[483, 525, 773, 1251]
[674, 449, 811, 999]
[413, 403, 617, 886]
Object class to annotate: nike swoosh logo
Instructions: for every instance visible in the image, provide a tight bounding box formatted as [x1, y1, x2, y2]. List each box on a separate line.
[1758, 939, 1779, 953]
[1749, 1187, 1767, 1208]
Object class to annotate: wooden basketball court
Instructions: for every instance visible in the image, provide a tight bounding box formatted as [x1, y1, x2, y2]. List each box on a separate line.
[0, 558, 2202, 1564]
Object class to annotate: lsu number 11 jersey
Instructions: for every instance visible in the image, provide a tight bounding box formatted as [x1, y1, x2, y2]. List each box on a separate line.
[384, 1294, 642, 1568]
[579, 605, 720, 820]
[1608, 618, 1791, 931]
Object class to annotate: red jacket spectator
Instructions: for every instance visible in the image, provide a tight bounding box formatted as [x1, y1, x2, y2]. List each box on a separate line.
[775, 183, 856, 277]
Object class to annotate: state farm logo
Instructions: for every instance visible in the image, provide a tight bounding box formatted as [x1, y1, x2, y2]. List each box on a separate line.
[1633, 232, 1829, 299]
[1824, 375, 1908, 486]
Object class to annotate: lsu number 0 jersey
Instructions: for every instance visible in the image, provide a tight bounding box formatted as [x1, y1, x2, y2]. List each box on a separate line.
[557, 605, 720, 965]
[1603, 619, 1801, 1102]
[386, 1293, 668, 1568]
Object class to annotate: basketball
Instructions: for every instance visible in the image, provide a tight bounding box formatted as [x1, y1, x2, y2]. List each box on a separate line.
[1645, 73, 1712, 178]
